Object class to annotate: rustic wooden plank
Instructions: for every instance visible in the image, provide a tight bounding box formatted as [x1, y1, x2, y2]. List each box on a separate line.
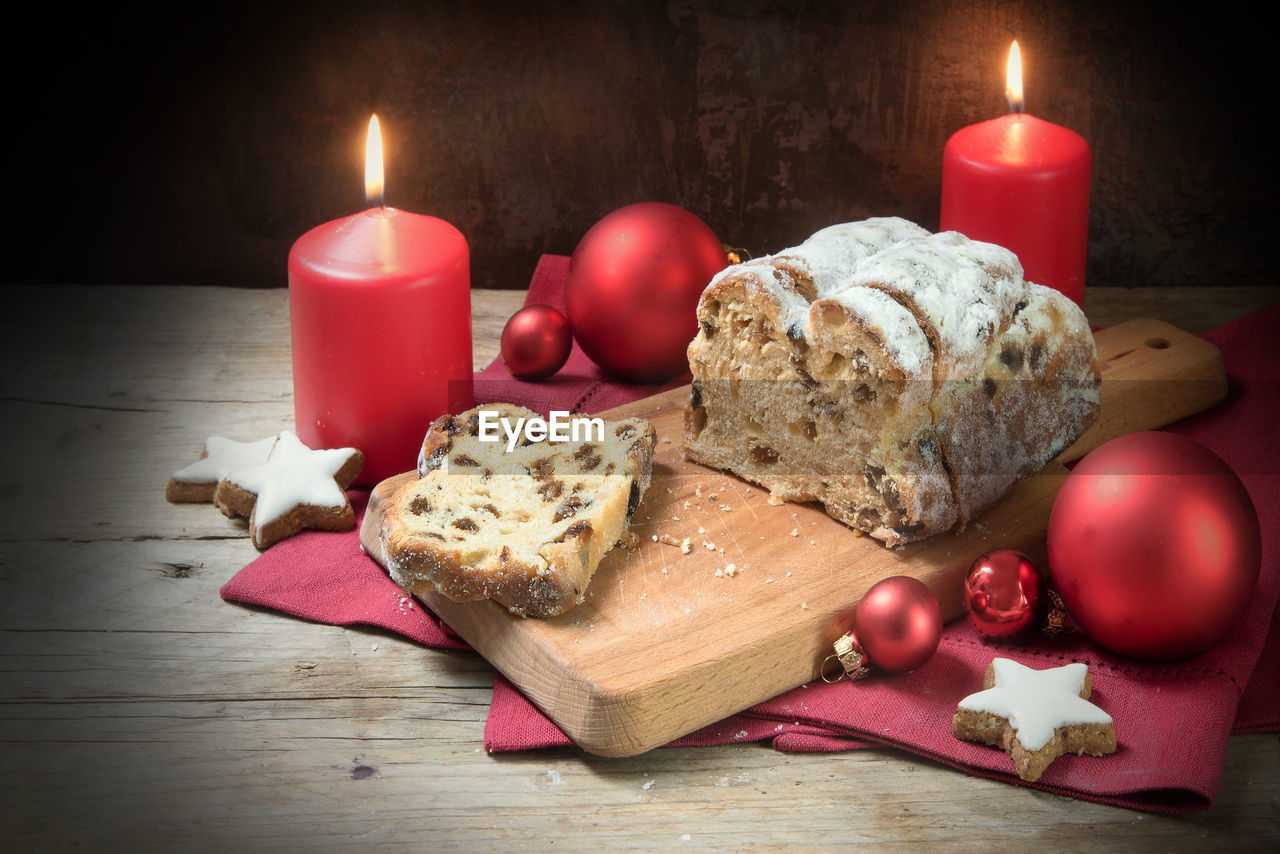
[1, 284, 1275, 851]
[1081, 285, 1280, 334]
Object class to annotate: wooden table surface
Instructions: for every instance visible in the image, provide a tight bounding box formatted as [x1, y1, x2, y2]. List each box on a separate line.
[1, 283, 1277, 851]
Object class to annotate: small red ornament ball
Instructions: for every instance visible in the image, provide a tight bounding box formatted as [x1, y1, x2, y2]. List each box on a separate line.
[855, 576, 943, 672]
[564, 202, 727, 382]
[501, 305, 572, 381]
[1048, 431, 1261, 661]
[963, 550, 1048, 641]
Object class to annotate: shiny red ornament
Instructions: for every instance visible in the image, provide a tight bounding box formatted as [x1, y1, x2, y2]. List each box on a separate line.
[563, 202, 727, 382]
[854, 576, 943, 672]
[963, 549, 1049, 641]
[1048, 431, 1261, 661]
[501, 304, 572, 381]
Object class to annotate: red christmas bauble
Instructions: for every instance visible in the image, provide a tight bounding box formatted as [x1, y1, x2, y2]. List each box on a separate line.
[855, 576, 943, 672]
[501, 304, 572, 380]
[963, 549, 1049, 641]
[563, 202, 727, 382]
[1047, 431, 1261, 661]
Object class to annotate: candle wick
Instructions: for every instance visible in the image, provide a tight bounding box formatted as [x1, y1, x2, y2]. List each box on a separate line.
[1007, 95, 1025, 115]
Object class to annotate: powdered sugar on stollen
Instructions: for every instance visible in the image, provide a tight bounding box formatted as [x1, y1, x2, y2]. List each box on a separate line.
[712, 260, 814, 338]
[824, 285, 932, 377]
[780, 216, 929, 298]
[845, 231, 1026, 376]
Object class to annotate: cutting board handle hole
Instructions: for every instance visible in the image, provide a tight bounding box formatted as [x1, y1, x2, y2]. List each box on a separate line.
[1144, 337, 1171, 350]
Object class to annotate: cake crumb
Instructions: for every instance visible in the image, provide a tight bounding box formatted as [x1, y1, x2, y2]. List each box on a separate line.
[703, 540, 716, 551]
[724, 563, 737, 577]
[790, 528, 799, 537]
[680, 537, 692, 554]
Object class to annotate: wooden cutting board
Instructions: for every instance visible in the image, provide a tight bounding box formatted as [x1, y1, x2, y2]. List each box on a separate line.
[360, 318, 1226, 757]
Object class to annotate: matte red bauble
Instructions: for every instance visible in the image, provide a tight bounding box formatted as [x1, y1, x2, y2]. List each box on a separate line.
[501, 304, 572, 380]
[563, 202, 727, 382]
[855, 576, 943, 672]
[963, 549, 1048, 641]
[1047, 431, 1261, 661]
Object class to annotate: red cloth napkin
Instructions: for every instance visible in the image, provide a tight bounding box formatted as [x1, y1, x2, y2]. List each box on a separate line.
[221, 257, 1280, 813]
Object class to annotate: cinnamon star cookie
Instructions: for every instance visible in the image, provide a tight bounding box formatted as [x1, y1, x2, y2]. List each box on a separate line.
[214, 430, 363, 549]
[952, 658, 1117, 782]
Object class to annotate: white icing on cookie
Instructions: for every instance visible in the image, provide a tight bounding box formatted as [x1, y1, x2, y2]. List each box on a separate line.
[224, 431, 358, 529]
[957, 658, 1113, 752]
[173, 435, 279, 484]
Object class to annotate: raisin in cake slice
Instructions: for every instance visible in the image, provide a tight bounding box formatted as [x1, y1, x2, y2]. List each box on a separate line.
[375, 404, 657, 618]
[684, 217, 1099, 547]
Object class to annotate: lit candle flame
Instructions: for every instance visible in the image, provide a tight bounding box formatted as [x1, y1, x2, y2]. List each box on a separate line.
[365, 114, 385, 207]
[1006, 41, 1024, 114]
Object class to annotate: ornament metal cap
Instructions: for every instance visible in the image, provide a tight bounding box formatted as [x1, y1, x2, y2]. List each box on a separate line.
[821, 632, 873, 683]
[1041, 588, 1072, 637]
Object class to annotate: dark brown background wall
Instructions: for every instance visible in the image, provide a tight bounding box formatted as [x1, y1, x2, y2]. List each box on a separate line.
[8, 1, 1275, 290]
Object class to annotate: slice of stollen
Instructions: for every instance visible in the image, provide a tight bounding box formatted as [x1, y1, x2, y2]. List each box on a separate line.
[375, 404, 657, 618]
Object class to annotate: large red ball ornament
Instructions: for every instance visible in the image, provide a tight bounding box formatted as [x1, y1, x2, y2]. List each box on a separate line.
[501, 304, 572, 380]
[1048, 431, 1261, 661]
[563, 202, 727, 382]
[964, 550, 1049, 641]
[855, 576, 943, 672]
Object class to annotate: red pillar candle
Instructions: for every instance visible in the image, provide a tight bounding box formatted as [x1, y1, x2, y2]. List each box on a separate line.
[941, 41, 1091, 306]
[288, 116, 473, 484]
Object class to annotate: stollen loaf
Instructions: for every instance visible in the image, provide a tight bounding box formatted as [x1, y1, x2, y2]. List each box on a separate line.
[683, 217, 1100, 547]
